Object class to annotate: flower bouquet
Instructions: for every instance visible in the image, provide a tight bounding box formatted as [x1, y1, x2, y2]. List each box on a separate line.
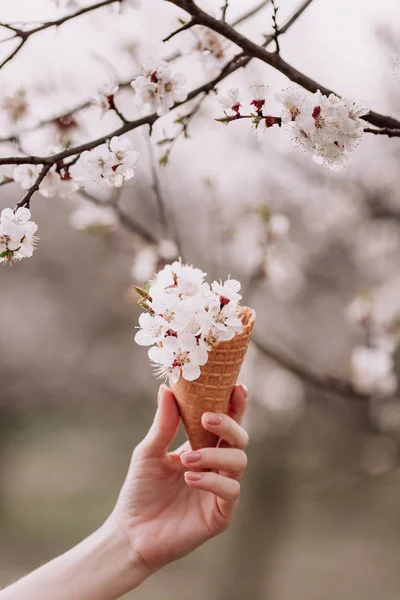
[134, 261, 256, 449]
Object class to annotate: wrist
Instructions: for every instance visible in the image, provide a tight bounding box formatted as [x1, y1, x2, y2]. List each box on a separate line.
[91, 516, 150, 598]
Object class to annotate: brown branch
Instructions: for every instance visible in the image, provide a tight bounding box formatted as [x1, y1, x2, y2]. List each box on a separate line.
[251, 335, 368, 402]
[232, 0, 270, 26]
[0, 0, 120, 71]
[0, 0, 302, 149]
[14, 164, 52, 210]
[78, 189, 158, 244]
[0, 37, 26, 70]
[167, 0, 400, 131]
[364, 127, 400, 137]
[0, 0, 321, 176]
[163, 18, 198, 42]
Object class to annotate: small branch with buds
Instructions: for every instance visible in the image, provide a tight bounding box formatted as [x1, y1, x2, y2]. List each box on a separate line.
[166, 0, 400, 131]
[14, 164, 52, 211]
[270, 0, 280, 54]
[0, 0, 122, 71]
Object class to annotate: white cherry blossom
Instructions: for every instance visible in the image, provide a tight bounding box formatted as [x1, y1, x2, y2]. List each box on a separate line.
[351, 346, 397, 396]
[80, 136, 139, 187]
[217, 88, 241, 113]
[0, 207, 38, 264]
[92, 81, 119, 113]
[13, 164, 42, 190]
[131, 61, 187, 116]
[148, 333, 208, 383]
[69, 201, 118, 233]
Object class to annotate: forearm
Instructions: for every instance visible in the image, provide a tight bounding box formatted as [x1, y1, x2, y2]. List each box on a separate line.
[0, 518, 148, 600]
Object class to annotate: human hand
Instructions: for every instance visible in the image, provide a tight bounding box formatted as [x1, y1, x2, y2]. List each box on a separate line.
[111, 383, 249, 575]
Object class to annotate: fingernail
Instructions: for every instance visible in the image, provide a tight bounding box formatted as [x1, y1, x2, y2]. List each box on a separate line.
[240, 384, 249, 398]
[181, 451, 202, 463]
[185, 472, 202, 482]
[204, 413, 222, 426]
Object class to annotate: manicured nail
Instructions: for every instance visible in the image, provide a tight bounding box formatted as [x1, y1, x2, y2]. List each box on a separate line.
[204, 413, 222, 426]
[181, 451, 202, 463]
[240, 383, 249, 398]
[185, 472, 203, 482]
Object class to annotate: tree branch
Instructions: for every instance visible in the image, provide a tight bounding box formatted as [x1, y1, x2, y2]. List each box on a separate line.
[14, 164, 52, 210]
[364, 127, 400, 138]
[166, 0, 400, 131]
[163, 18, 198, 42]
[78, 189, 158, 244]
[251, 335, 368, 402]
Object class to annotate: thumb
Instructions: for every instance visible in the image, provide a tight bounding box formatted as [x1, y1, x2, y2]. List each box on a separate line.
[140, 384, 180, 457]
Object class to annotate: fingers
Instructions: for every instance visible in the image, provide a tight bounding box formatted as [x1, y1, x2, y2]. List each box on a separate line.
[184, 471, 240, 502]
[229, 384, 248, 425]
[201, 411, 249, 450]
[138, 385, 180, 457]
[181, 447, 247, 479]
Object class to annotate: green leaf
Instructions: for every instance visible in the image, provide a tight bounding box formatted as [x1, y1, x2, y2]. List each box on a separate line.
[215, 117, 232, 124]
[177, 17, 187, 25]
[133, 285, 149, 298]
[159, 154, 169, 166]
[156, 138, 173, 146]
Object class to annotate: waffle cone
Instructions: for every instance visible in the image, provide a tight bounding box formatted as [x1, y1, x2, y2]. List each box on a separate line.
[170, 306, 256, 450]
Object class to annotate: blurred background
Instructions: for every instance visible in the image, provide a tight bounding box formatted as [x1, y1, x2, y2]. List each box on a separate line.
[1, 0, 400, 598]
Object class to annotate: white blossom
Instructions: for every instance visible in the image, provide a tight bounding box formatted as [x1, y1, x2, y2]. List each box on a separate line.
[69, 201, 118, 233]
[276, 87, 368, 170]
[189, 27, 230, 71]
[267, 214, 290, 241]
[131, 61, 187, 116]
[13, 164, 42, 190]
[92, 81, 119, 113]
[217, 88, 241, 113]
[80, 136, 139, 187]
[135, 262, 244, 383]
[13, 164, 79, 198]
[131, 246, 159, 282]
[148, 333, 208, 383]
[351, 346, 397, 396]
[346, 294, 373, 327]
[0, 207, 38, 264]
[158, 238, 178, 261]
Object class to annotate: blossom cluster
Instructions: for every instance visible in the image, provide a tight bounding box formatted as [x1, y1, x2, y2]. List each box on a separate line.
[217, 85, 368, 170]
[80, 136, 139, 187]
[134, 262, 243, 383]
[0, 207, 38, 264]
[347, 294, 399, 396]
[14, 164, 79, 198]
[276, 87, 368, 170]
[131, 61, 187, 117]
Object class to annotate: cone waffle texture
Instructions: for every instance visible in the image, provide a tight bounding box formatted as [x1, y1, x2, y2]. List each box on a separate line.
[170, 306, 256, 450]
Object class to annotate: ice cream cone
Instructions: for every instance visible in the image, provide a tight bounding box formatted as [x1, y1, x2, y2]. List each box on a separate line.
[170, 306, 256, 450]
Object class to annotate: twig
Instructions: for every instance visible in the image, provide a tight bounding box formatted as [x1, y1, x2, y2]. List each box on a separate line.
[232, 0, 270, 27]
[14, 164, 52, 210]
[0, 37, 26, 70]
[0, 0, 310, 150]
[78, 189, 157, 244]
[0, 0, 120, 71]
[163, 18, 197, 42]
[221, 0, 229, 21]
[145, 135, 169, 234]
[364, 127, 400, 138]
[166, 0, 400, 130]
[252, 335, 368, 402]
[270, 0, 280, 54]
